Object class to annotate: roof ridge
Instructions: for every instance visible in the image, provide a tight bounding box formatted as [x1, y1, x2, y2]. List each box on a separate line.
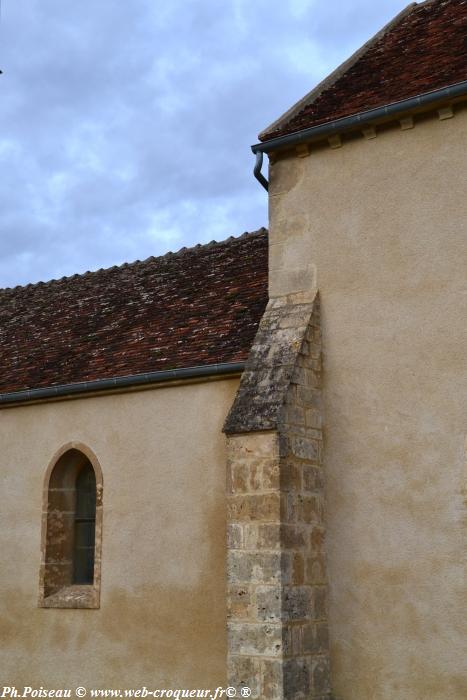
[0, 227, 268, 293]
[416, 0, 449, 6]
[258, 2, 417, 141]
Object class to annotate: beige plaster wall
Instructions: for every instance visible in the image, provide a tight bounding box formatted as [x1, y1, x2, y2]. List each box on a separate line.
[0, 378, 239, 691]
[268, 109, 467, 699]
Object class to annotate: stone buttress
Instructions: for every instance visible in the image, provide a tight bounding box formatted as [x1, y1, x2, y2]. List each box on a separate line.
[223, 293, 332, 700]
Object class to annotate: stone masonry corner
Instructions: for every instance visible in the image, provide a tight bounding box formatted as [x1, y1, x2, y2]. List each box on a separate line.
[224, 292, 332, 699]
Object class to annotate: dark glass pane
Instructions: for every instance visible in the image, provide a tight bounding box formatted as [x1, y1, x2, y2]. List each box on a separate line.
[75, 465, 96, 519]
[73, 546, 95, 585]
[73, 463, 96, 584]
[74, 520, 96, 548]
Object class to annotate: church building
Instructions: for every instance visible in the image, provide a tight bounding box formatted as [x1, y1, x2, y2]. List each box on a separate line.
[1, 1, 466, 698]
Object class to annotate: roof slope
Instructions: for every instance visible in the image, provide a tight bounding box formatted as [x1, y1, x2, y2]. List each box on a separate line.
[261, 0, 467, 141]
[0, 229, 268, 394]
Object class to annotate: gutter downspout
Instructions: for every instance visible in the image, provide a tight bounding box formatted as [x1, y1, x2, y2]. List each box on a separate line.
[251, 80, 467, 190]
[253, 151, 269, 191]
[0, 362, 245, 407]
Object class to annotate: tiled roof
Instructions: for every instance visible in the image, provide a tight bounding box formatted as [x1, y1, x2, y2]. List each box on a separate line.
[0, 229, 268, 394]
[261, 0, 467, 141]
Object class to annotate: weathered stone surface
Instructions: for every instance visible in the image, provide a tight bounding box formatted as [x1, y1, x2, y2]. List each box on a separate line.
[262, 459, 281, 490]
[306, 555, 327, 584]
[256, 585, 282, 621]
[244, 523, 281, 550]
[226, 293, 331, 698]
[303, 623, 329, 654]
[313, 586, 327, 620]
[281, 524, 306, 549]
[227, 585, 252, 620]
[280, 461, 302, 492]
[286, 405, 305, 426]
[300, 495, 323, 524]
[305, 408, 322, 429]
[227, 523, 243, 549]
[292, 552, 305, 585]
[289, 436, 320, 462]
[228, 656, 262, 698]
[228, 431, 280, 458]
[228, 622, 283, 656]
[223, 299, 317, 434]
[228, 550, 284, 585]
[310, 524, 325, 548]
[312, 657, 331, 695]
[303, 465, 325, 492]
[282, 586, 313, 621]
[261, 659, 284, 699]
[283, 658, 310, 699]
[227, 492, 282, 522]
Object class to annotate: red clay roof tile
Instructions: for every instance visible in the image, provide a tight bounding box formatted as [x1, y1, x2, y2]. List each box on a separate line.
[0, 229, 268, 394]
[261, 0, 467, 141]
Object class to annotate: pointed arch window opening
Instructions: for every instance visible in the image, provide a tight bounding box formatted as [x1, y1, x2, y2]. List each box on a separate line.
[39, 445, 103, 609]
[73, 463, 97, 585]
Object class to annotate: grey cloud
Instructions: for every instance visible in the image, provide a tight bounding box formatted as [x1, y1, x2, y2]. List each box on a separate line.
[0, 0, 409, 287]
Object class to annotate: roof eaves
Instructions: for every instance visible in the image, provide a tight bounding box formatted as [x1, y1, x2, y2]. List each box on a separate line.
[252, 79, 467, 155]
[0, 362, 246, 408]
[258, 1, 417, 142]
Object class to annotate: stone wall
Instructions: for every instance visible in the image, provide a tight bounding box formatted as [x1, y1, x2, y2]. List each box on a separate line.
[225, 295, 332, 699]
[0, 378, 239, 689]
[266, 108, 467, 698]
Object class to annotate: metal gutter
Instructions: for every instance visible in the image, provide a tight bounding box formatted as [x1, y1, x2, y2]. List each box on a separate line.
[252, 80, 467, 190]
[0, 362, 245, 407]
[254, 151, 269, 192]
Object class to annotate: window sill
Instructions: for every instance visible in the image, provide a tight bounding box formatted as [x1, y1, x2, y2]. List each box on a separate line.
[40, 584, 100, 609]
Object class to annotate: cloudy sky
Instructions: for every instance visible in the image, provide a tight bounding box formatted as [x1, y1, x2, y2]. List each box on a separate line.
[0, 0, 410, 288]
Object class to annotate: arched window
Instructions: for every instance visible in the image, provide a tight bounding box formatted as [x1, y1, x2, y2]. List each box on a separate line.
[73, 462, 97, 584]
[39, 444, 103, 609]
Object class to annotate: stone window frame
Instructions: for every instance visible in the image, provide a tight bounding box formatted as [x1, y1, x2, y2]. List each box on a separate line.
[38, 442, 103, 609]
